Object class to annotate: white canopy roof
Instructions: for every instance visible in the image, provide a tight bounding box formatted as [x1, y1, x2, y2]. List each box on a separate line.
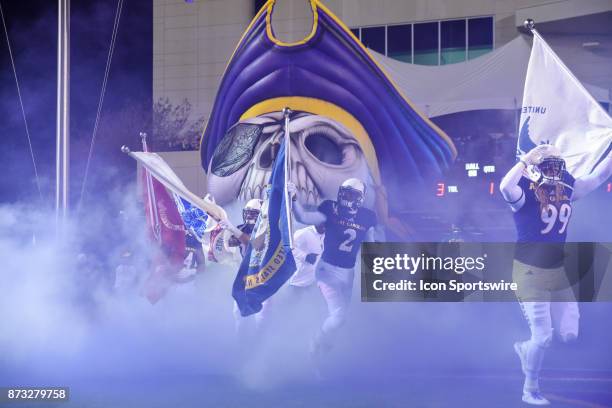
[370, 35, 610, 118]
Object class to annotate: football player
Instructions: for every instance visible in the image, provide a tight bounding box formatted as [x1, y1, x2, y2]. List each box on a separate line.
[219, 198, 268, 332]
[220, 198, 263, 256]
[500, 144, 612, 405]
[288, 178, 378, 360]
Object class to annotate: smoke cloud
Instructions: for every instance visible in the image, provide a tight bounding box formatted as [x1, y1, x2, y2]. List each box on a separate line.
[1, 186, 611, 397]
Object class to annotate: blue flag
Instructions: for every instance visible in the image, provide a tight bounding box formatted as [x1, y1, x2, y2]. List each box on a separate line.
[172, 193, 209, 241]
[232, 139, 296, 316]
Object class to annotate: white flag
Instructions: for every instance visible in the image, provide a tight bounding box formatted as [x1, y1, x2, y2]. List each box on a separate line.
[129, 151, 227, 221]
[518, 31, 612, 178]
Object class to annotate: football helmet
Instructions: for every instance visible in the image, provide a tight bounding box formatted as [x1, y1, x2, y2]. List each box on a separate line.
[243, 199, 263, 224]
[337, 178, 366, 215]
[537, 147, 565, 183]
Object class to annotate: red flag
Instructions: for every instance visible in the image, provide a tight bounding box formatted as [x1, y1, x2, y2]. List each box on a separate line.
[142, 173, 185, 264]
[139, 138, 186, 303]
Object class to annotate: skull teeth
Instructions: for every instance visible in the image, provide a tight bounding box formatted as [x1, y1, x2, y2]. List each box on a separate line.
[240, 184, 264, 201]
[239, 163, 321, 207]
[295, 162, 320, 206]
[240, 164, 270, 201]
[296, 187, 319, 207]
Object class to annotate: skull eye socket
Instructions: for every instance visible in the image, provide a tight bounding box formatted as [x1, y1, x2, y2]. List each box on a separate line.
[303, 125, 343, 165]
[257, 136, 279, 169]
[211, 123, 262, 176]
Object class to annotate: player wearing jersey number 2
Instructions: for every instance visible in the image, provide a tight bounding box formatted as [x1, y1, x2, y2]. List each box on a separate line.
[288, 178, 378, 366]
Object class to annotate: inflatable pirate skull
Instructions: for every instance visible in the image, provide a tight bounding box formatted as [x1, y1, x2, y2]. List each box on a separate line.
[207, 111, 374, 208]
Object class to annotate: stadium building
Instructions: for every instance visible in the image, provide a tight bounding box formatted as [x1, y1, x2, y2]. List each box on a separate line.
[150, 0, 611, 237]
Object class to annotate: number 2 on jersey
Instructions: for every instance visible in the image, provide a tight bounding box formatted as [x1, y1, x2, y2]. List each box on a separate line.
[339, 229, 357, 252]
[540, 203, 571, 234]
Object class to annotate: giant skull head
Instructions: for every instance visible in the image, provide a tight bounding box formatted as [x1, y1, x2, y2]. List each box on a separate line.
[207, 111, 375, 209]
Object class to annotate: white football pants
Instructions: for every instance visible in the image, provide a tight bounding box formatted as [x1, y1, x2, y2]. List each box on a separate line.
[313, 259, 355, 349]
[519, 296, 580, 386]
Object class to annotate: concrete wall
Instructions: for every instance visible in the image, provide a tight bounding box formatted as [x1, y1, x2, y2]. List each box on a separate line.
[153, 0, 253, 123]
[153, 0, 602, 125]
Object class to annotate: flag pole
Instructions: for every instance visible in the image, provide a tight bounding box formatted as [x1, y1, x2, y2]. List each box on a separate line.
[140, 132, 161, 243]
[56, 0, 70, 227]
[524, 19, 544, 42]
[283, 107, 294, 249]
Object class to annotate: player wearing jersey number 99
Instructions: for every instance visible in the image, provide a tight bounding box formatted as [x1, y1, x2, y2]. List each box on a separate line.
[500, 144, 612, 405]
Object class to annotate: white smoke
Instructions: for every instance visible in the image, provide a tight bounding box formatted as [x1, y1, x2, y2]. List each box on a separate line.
[0, 183, 611, 398]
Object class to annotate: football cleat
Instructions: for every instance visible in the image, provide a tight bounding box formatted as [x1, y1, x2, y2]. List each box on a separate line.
[515, 342, 550, 405]
[522, 390, 550, 406]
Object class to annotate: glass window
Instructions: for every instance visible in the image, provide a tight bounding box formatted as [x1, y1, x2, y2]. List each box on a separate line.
[350, 28, 360, 40]
[387, 24, 412, 63]
[468, 17, 493, 60]
[413, 22, 438, 65]
[361, 26, 386, 54]
[441, 19, 466, 65]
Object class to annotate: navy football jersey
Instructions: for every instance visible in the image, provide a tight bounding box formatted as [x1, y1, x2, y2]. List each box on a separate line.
[229, 223, 254, 258]
[318, 200, 377, 268]
[185, 231, 200, 250]
[513, 171, 575, 267]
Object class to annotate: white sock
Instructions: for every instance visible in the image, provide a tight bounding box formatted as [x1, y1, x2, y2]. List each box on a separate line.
[524, 375, 539, 393]
[523, 340, 546, 392]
